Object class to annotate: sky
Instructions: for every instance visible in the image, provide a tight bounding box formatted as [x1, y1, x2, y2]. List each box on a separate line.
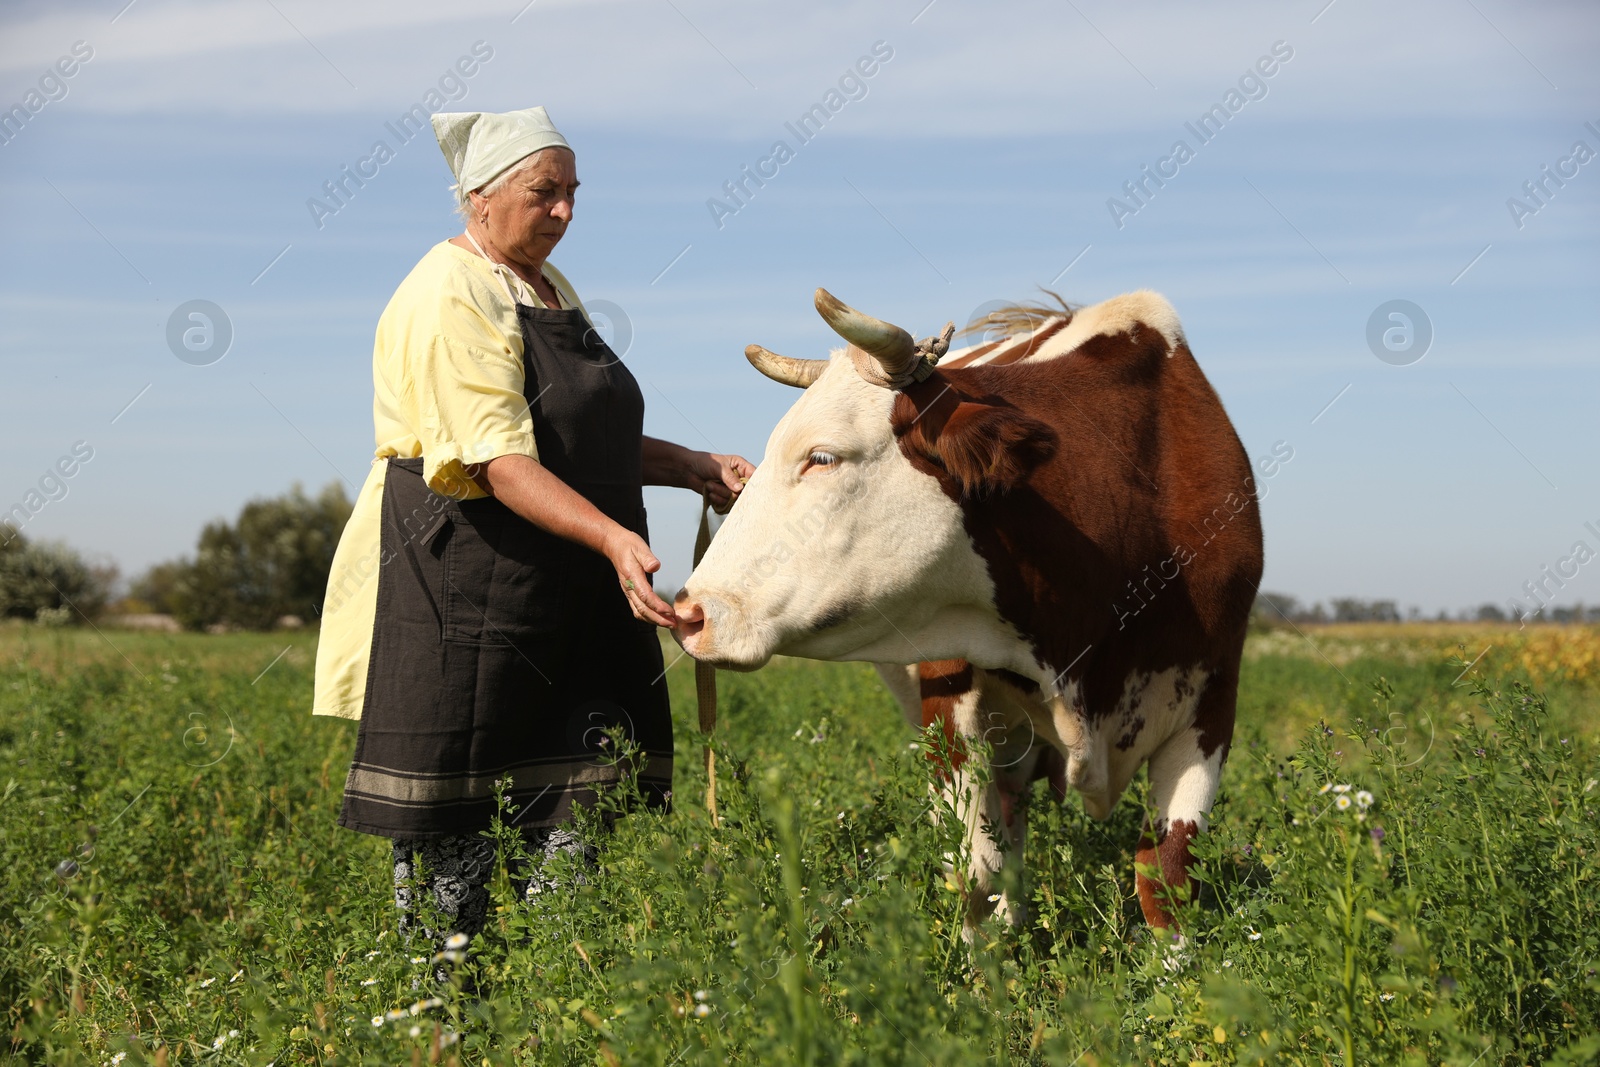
[1, 0, 1596, 619]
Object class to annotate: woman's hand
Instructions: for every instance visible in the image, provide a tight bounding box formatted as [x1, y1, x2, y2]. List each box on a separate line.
[685, 451, 756, 513]
[604, 527, 678, 627]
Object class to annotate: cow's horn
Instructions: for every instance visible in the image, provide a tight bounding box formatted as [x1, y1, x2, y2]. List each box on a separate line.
[814, 288, 919, 385]
[745, 344, 828, 388]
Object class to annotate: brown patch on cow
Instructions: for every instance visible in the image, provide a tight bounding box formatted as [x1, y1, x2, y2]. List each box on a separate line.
[919, 660, 973, 774]
[893, 398, 1056, 500]
[1189, 667, 1239, 762]
[1135, 817, 1200, 929]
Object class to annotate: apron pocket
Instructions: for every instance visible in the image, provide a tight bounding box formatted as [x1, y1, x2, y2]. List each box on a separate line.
[440, 507, 570, 644]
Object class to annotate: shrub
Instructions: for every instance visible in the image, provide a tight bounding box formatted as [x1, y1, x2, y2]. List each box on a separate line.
[0, 525, 114, 622]
[142, 482, 351, 630]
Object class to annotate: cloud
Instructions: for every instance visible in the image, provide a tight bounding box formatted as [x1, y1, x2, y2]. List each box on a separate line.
[3, 0, 1591, 134]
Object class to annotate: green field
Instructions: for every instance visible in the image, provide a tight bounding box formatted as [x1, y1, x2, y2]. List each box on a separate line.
[2, 623, 1597, 1065]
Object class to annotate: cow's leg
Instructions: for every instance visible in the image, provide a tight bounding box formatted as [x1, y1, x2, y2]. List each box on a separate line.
[872, 662, 923, 729]
[915, 662, 1029, 939]
[1134, 681, 1232, 930]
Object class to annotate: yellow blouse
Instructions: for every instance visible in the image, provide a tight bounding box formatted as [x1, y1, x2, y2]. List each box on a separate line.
[313, 241, 585, 719]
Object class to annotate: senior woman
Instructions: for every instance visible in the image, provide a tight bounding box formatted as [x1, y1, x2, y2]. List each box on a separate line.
[313, 106, 752, 944]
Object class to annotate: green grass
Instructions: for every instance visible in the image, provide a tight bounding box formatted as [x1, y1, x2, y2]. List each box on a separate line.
[1, 624, 1597, 1065]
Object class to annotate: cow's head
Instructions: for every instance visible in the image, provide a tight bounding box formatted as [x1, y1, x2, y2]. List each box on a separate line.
[673, 289, 1056, 671]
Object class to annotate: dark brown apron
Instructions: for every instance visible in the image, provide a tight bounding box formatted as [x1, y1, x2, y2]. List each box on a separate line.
[339, 302, 674, 839]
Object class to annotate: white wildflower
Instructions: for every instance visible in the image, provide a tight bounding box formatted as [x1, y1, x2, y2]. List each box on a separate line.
[361, 978, 378, 987]
[1318, 783, 1332, 795]
[1333, 783, 1351, 794]
[1336, 795, 1352, 811]
[987, 893, 1001, 903]
[109, 1055, 127, 1066]
[409, 955, 426, 964]
[230, 969, 243, 983]
[444, 932, 469, 950]
[1380, 992, 1395, 1002]
[1356, 790, 1374, 810]
[842, 897, 854, 906]
[694, 1003, 711, 1018]
[1247, 928, 1262, 941]
[199, 977, 215, 988]
[694, 989, 709, 1002]
[409, 1025, 421, 1037]
[365, 949, 381, 959]
[371, 1015, 384, 1028]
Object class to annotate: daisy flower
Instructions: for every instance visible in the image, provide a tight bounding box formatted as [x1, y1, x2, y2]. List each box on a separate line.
[1336, 795, 1352, 811]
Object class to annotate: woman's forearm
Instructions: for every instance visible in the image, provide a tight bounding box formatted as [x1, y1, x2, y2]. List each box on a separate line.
[641, 435, 695, 488]
[477, 453, 677, 624]
[477, 453, 622, 557]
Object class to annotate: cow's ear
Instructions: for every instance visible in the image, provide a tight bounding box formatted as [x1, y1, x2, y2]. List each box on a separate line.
[922, 401, 1056, 498]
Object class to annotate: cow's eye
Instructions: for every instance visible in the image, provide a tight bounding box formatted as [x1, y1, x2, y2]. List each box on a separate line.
[803, 450, 839, 475]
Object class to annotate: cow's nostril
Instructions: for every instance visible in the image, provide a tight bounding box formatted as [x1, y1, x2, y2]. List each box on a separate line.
[673, 596, 707, 647]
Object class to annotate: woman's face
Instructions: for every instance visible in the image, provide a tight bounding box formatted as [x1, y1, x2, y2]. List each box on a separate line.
[473, 147, 579, 266]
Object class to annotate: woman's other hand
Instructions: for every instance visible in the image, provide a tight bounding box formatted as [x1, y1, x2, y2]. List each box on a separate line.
[605, 528, 678, 627]
[687, 452, 756, 513]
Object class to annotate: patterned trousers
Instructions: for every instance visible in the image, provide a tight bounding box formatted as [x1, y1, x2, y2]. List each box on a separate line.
[391, 825, 595, 948]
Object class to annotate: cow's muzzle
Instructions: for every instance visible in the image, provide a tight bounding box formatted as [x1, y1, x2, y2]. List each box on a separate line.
[671, 589, 767, 671]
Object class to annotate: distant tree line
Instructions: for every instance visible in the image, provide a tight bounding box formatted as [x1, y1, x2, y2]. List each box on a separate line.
[1251, 592, 1600, 628]
[7, 486, 1600, 631]
[1, 483, 350, 631]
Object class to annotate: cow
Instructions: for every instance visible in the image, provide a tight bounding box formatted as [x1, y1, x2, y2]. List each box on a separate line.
[674, 287, 1264, 937]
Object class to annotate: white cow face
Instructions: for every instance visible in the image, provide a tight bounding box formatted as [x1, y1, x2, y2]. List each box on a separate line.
[673, 353, 983, 670]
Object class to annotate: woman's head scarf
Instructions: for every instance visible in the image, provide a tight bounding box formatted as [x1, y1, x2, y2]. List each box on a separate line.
[431, 106, 571, 205]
